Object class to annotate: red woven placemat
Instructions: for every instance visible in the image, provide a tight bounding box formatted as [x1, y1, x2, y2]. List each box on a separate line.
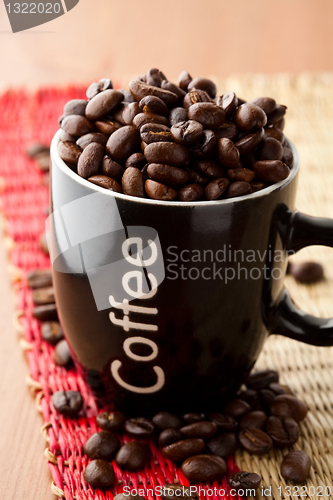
[0, 88, 240, 500]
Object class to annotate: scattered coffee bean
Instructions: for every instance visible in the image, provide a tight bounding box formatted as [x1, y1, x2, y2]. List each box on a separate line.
[266, 416, 300, 447]
[84, 459, 115, 489]
[207, 412, 238, 431]
[41, 321, 64, 345]
[32, 286, 55, 305]
[229, 471, 261, 491]
[162, 438, 205, 462]
[27, 269, 52, 289]
[239, 411, 267, 430]
[33, 303, 58, 321]
[225, 399, 251, 418]
[84, 431, 120, 460]
[181, 454, 227, 482]
[207, 432, 238, 458]
[288, 261, 324, 284]
[239, 428, 273, 455]
[123, 417, 155, 438]
[52, 390, 83, 416]
[280, 450, 311, 483]
[26, 142, 49, 158]
[246, 370, 279, 389]
[34, 151, 51, 171]
[183, 412, 205, 424]
[180, 421, 217, 440]
[270, 395, 308, 422]
[96, 411, 125, 432]
[54, 339, 72, 367]
[115, 441, 151, 471]
[152, 411, 182, 430]
[158, 428, 183, 448]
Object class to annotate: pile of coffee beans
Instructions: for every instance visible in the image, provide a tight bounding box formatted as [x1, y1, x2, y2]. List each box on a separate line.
[57, 69, 293, 202]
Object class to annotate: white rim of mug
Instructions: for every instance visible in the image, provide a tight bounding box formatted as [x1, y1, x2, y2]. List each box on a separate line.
[51, 129, 299, 207]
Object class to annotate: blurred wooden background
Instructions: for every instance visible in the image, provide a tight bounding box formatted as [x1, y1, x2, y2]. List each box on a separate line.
[0, 0, 333, 86]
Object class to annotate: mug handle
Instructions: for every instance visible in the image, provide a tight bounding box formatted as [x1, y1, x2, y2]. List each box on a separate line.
[271, 211, 333, 346]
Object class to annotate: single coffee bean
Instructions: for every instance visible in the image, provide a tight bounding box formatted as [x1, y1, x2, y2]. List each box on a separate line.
[235, 128, 264, 155]
[186, 169, 210, 187]
[63, 99, 87, 117]
[207, 432, 238, 458]
[246, 370, 279, 389]
[152, 411, 182, 430]
[270, 395, 308, 422]
[250, 180, 267, 192]
[217, 138, 242, 169]
[266, 416, 300, 447]
[205, 178, 229, 200]
[225, 399, 251, 419]
[122, 167, 145, 198]
[189, 129, 216, 157]
[106, 125, 141, 163]
[207, 412, 238, 431]
[145, 179, 177, 201]
[188, 102, 225, 129]
[280, 451, 311, 483]
[32, 286, 55, 305]
[264, 126, 284, 142]
[34, 151, 50, 171]
[178, 71, 193, 91]
[171, 120, 203, 145]
[169, 107, 188, 126]
[215, 122, 238, 141]
[194, 160, 225, 179]
[259, 389, 276, 409]
[229, 471, 261, 491]
[119, 88, 136, 103]
[160, 483, 199, 500]
[237, 389, 263, 411]
[88, 175, 122, 193]
[96, 411, 125, 432]
[282, 146, 294, 167]
[39, 232, 49, 255]
[183, 412, 206, 424]
[250, 97, 276, 115]
[27, 269, 52, 289]
[227, 168, 255, 183]
[161, 80, 186, 100]
[181, 455, 227, 482]
[216, 91, 238, 117]
[139, 95, 169, 116]
[267, 104, 287, 126]
[145, 142, 190, 167]
[256, 137, 284, 161]
[33, 304, 58, 321]
[121, 102, 141, 125]
[188, 77, 217, 98]
[129, 80, 178, 106]
[102, 156, 124, 182]
[288, 261, 324, 284]
[239, 411, 267, 430]
[146, 67, 167, 87]
[84, 431, 120, 460]
[54, 339, 72, 366]
[60, 130, 76, 142]
[86, 78, 113, 100]
[158, 428, 183, 448]
[84, 459, 115, 489]
[125, 153, 147, 170]
[178, 183, 203, 201]
[78, 143, 104, 179]
[52, 390, 83, 416]
[162, 438, 205, 462]
[148, 163, 189, 186]
[269, 382, 295, 396]
[77, 133, 108, 150]
[140, 123, 173, 144]
[123, 417, 155, 438]
[85, 89, 123, 121]
[95, 118, 122, 135]
[26, 142, 49, 158]
[61, 115, 93, 137]
[180, 421, 217, 440]
[239, 428, 273, 455]
[234, 103, 267, 131]
[183, 89, 212, 109]
[133, 112, 169, 129]
[252, 160, 290, 183]
[41, 321, 64, 345]
[115, 441, 151, 471]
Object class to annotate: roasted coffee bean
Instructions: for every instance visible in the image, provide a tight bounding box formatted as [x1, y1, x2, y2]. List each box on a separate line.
[60, 130, 76, 142]
[162, 438, 205, 462]
[276, 117, 286, 130]
[125, 153, 147, 170]
[112, 102, 129, 125]
[54, 339, 72, 366]
[239, 428, 273, 455]
[147, 163, 189, 186]
[95, 118, 122, 135]
[33, 304, 58, 321]
[205, 178, 229, 200]
[180, 421, 217, 440]
[178, 71, 193, 91]
[225, 399, 251, 418]
[229, 471, 261, 491]
[250, 180, 266, 192]
[207, 432, 238, 458]
[171, 120, 203, 145]
[235, 103, 267, 130]
[39, 232, 49, 255]
[61, 115, 93, 137]
[183, 89, 212, 109]
[246, 370, 279, 389]
[194, 160, 225, 179]
[288, 261, 324, 284]
[267, 104, 287, 126]
[235, 128, 264, 155]
[78, 143, 104, 179]
[178, 183, 203, 201]
[280, 450, 311, 483]
[227, 168, 255, 183]
[216, 91, 238, 118]
[269, 382, 295, 396]
[215, 122, 238, 141]
[256, 137, 284, 161]
[84, 431, 120, 460]
[250, 97, 276, 115]
[259, 389, 276, 409]
[188, 77, 217, 99]
[183, 412, 206, 424]
[239, 411, 267, 430]
[186, 169, 210, 187]
[146, 67, 167, 87]
[102, 156, 124, 182]
[63, 99, 87, 117]
[270, 395, 308, 422]
[161, 81, 186, 100]
[145, 142, 190, 167]
[264, 126, 284, 142]
[27, 269, 52, 289]
[139, 95, 169, 116]
[207, 412, 238, 431]
[88, 175, 122, 192]
[119, 88, 136, 103]
[189, 129, 216, 157]
[123, 417, 155, 438]
[96, 411, 125, 432]
[35, 152, 50, 171]
[188, 102, 225, 129]
[217, 138, 242, 169]
[84, 459, 115, 489]
[122, 167, 145, 198]
[152, 411, 182, 430]
[266, 416, 300, 447]
[129, 80, 178, 106]
[160, 483, 199, 500]
[145, 179, 177, 201]
[58, 141, 82, 165]
[252, 160, 290, 183]
[77, 133, 108, 150]
[52, 390, 83, 416]
[133, 112, 169, 129]
[282, 146, 294, 167]
[140, 123, 173, 144]
[26, 142, 49, 158]
[115, 441, 151, 471]
[106, 125, 141, 163]
[181, 455, 227, 482]
[85, 89, 123, 121]
[158, 428, 183, 448]
[41, 321, 64, 345]
[86, 78, 113, 100]
[121, 102, 141, 125]
[169, 107, 188, 126]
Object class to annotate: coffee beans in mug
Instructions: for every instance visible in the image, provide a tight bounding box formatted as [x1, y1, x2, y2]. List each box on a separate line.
[280, 450, 311, 483]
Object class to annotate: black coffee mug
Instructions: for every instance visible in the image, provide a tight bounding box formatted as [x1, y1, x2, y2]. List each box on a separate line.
[49, 130, 333, 414]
